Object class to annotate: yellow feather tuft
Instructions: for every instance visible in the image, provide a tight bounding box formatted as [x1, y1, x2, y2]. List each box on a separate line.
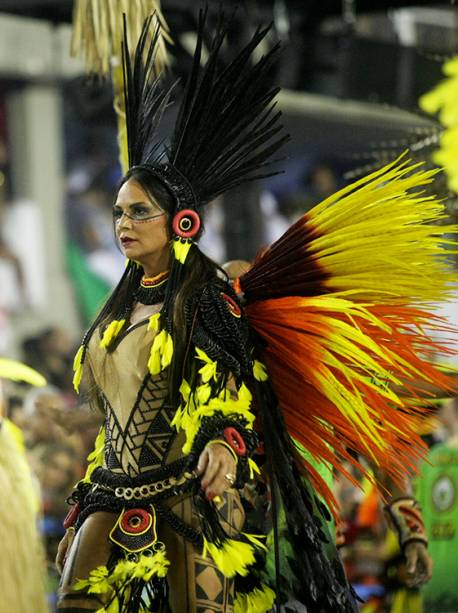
[234, 584, 276, 613]
[253, 360, 268, 382]
[72, 345, 85, 393]
[176, 378, 256, 452]
[74, 565, 112, 595]
[82, 426, 105, 483]
[147, 312, 161, 332]
[161, 331, 174, 368]
[195, 347, 218, 382]
[172, 238, 192, 264]
[100, 319, 126, 350]
[75, 548, 170, 599]
[248, 458, 261, 479]
[147, 328, 174, 375]
[196, 383, 212, 404]
[202, 538, 257, 578]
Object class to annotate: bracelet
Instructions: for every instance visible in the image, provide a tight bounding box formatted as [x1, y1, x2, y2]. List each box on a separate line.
[223, 426, 246, 456]
[384, 497, 428, 550]
[205, 439, 239, 464]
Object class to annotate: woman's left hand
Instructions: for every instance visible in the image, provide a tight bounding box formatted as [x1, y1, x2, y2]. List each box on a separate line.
[196, 442, 237, 500]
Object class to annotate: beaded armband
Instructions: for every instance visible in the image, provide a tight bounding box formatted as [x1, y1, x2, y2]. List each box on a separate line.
[384, 497, 428, 550]
[189, 412, 258, 488]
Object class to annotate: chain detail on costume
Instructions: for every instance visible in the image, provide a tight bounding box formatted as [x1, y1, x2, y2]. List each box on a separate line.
[103, 371, 177, 476]
[91, 470, 197, 500]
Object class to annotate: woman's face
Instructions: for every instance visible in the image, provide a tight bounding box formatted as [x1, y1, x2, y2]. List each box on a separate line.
[113, 178, 170, 265]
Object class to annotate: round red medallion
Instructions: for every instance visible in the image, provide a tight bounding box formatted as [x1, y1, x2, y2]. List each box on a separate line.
[120, 508, 151, 534]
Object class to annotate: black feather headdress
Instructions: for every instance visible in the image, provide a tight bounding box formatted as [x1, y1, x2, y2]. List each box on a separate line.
[122, 8, 289, 261]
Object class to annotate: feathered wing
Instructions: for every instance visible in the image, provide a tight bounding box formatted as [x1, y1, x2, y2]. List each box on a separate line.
[240, 155, 458, 513]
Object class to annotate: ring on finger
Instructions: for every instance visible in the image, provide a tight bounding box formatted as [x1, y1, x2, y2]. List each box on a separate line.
[224, 472, 236, 485]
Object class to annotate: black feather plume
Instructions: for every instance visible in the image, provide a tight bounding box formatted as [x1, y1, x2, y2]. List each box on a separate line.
[122, 13, 174, 169]
[122, 8, 289, 207]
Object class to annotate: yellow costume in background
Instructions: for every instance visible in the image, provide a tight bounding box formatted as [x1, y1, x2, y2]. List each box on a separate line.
[0, 359, 47, 613]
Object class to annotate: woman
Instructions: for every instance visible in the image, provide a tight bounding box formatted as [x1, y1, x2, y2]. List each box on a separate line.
[57, 167, 257, 612]
[56, 9, 456, 613]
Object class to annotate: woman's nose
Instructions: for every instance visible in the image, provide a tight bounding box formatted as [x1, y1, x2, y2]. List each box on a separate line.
[118, 212, 134, 230]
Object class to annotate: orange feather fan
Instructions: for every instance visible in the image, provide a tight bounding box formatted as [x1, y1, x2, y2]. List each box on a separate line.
[240, 155, 458, 514]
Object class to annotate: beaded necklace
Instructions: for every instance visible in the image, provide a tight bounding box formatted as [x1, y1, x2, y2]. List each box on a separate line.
[133, 270, 169, 305]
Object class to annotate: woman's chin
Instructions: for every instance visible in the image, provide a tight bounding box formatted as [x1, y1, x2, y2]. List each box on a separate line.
[122, 244, 141, 258]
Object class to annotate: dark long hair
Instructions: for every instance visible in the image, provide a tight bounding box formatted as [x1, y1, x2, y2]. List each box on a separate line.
[85, 167, 224, 407]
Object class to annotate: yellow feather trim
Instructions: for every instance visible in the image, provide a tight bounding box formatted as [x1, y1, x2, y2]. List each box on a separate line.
[242, 532, 268, 551]
[172, 238, 192, 264]
[253, 360, 268, 382]
[177, 384, 256, 454]
[147, 312, 161, 332]
[234, 584, 276, 613]
[100, 319, 126, 350]
[148, 328, 174, 375]
[196, 383, 212, 404]
[74, 565, 112, 595]
[248, 458, 261, 479]
[0, 358, 46, 387]
[72, 345, 85, 393]
[195, 347, 218, 382]
[82, 426, 105, 483]
[202, 538, 257, 578]
[75, 548, 170, 599]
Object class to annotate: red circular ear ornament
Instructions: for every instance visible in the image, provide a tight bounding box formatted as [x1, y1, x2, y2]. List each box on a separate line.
[120, 508, 151, 534]
[172, 209, 201, 239]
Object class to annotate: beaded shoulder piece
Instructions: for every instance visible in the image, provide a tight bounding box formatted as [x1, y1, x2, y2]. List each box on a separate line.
[185, 279, 253, 380]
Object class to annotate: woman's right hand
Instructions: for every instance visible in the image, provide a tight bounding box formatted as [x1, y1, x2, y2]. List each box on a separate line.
[55, 527, 76, 575]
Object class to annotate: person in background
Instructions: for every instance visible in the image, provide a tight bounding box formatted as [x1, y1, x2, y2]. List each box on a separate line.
[415, 397, 458, 613]
[0, 359, 48, 613]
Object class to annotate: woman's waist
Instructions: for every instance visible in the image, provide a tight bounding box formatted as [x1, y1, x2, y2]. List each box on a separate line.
[90, 456, 196, 502]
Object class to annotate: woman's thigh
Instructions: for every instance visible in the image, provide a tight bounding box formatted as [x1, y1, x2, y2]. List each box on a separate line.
[160, 490, 245, 613]
[57, 511, 117, 612]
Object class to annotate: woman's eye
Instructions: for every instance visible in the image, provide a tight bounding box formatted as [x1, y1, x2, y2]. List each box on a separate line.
[112, 209, 123, 220]
[132, 206, 150, 218]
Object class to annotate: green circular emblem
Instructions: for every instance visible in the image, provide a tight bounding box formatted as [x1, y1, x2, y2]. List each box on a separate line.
[432, 475, 455, 513]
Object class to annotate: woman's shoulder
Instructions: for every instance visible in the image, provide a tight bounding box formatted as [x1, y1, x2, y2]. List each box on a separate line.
[185, 276, 253, 378]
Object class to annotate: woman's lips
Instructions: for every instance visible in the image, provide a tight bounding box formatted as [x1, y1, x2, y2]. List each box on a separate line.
[120, 237, 137, 246]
